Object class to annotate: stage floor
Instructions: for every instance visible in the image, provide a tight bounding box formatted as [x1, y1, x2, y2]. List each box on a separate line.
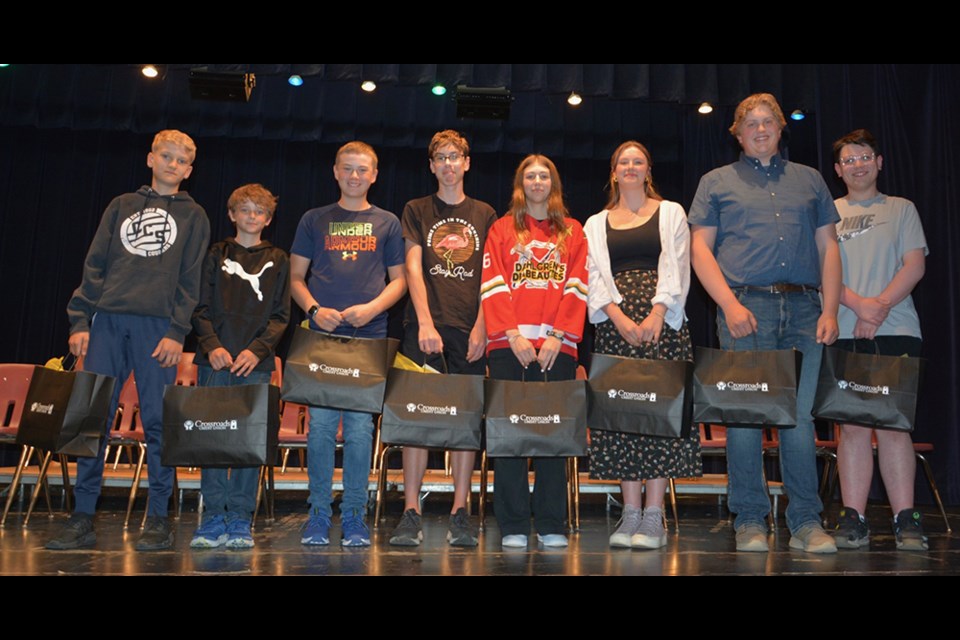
[1, 492, 957, 576]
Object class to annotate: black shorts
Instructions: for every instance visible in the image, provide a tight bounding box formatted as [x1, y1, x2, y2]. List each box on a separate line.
[401, 323, 486, 376]
[833, 336, 922, 358]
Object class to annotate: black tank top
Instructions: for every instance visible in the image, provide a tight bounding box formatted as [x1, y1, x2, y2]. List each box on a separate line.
[607, 207, 661, 273]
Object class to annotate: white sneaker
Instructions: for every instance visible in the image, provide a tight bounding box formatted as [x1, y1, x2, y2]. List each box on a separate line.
[537, 533, 569, 548]
[609, 505, 643, 548]
[501, 534, 528, 548]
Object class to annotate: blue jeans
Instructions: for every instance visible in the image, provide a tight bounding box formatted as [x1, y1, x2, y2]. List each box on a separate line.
[718, 289, 824, 534]
[307, 408, 373, 518]
[197, 365, 271, 521]
[75, 313, 176, 517]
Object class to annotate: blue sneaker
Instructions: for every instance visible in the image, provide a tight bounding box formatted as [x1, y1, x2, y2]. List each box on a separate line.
[190, 514, 228, 549]
[301, 511, 331, 546]
[341, 512, 371, 547]
[224, 515, 255, 549]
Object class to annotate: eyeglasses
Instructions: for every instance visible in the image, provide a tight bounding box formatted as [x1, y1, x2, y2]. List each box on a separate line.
[433, 153, 463, 164]
[839, 153, 877, 166]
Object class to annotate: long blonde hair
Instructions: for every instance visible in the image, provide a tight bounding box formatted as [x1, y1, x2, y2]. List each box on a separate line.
[605, 141, 661, 210]
[508, 154, 571, 254]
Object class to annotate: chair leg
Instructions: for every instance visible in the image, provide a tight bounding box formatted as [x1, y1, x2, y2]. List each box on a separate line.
[280, 448, 290, 474]
[668, 478, 679, 532]
[125, 444, 146, 530]
[1, 446, 33, 527]
[916, 452, 952, 533]
[373, 445, 392, 525]
[23, 451, 54, 527]
[479, 451, 488, 532]
[572, 457, 580, 532]
[59, 455, 72, 513]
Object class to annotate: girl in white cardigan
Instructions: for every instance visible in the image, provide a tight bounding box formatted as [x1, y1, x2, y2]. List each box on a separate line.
[584, 141, 702, 549]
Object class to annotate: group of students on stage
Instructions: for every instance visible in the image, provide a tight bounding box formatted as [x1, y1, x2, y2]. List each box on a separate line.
[45, 92, 929, 556]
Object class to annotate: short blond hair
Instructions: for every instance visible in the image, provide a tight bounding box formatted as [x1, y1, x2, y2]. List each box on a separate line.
[152, 129, 197, 163]
[335, 141, 378, 169]
[729, 93, 787, 136]
[228, 184, 278, 220]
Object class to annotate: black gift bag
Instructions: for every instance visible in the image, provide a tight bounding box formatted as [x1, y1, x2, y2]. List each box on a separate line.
[16, 366, 116, 457]
[281, 326, 400, 414]
[380, 368, 484, 450]
[587, 352, 693, 438]
[813, 346, 922, 432]
[692, 346, 801, 427]
[162, 383, 280, 467]
[484, 377, 587, 457]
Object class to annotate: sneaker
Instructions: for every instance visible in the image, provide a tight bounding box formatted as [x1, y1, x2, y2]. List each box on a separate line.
[537, 533, 569, 548]
[631, 507, 667, 549]
[447, 508, 479, 547]
[833, 507, 870, 549]
[224, 516, 255, 550]
[301, 511, 331, 546]
[341, 512, 371, 547]
[46, 513, 96, 550]
[388, 508, 423, 547]
[609, 505, 643, 548]
[789, 523, 838, 554]
[501, 534, 528, 548]
[190, 514, 228, 549]
[136, 516, 174, 551]
[735, 523, 769, 552]
[894, 508, 929, 550]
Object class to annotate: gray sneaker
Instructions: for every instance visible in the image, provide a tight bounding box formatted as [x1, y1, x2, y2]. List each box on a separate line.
[389, 508, 423, 546]
[609, 505, 643, 548]
[735, 523, 770, 552]
[631, 507, 667, 549]
[46, 513, 96, 550]
[136, 516, 174, 551]
[894, 508, 929, 551]
[447, 508, 478, 547]
[789, 523, 838, 554]
[833, 507, 870, 549]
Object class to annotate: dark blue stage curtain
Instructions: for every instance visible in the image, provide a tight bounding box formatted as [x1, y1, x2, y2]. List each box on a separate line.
[1, 64, 958, 504]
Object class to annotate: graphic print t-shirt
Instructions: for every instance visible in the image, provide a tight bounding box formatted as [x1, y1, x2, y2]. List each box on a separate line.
[401, 195, 496, 332]
[291, 203, 404, 338]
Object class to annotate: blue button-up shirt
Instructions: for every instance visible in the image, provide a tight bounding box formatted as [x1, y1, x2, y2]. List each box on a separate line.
[688, 153, 839, 287]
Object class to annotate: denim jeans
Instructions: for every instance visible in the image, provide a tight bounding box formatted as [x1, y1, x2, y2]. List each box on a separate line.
[196, 365, 271, 521]
[307, 408, 373, 518]
[75, 312, 176, 517]
[718, 289, 824, 534]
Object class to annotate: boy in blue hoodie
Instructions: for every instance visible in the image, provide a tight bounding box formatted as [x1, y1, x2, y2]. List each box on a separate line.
[48, 130, 210, 551]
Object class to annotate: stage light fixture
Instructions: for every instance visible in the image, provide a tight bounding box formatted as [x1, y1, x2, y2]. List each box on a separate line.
[455, 85, 512, 120]
[790, 109, 806, 121]
[288, 74, 304, 87]
[189, 68, 256, 102]
[432, 84, 447, 96]
[361, 80, 377, 92]
[698, 102, 714, 114]
[567, 92, 583, 106]
[141, 64, 159, 79]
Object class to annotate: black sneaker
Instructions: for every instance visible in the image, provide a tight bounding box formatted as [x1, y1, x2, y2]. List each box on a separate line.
[894, 508, 929, 550]
[136, 516, 174, 551]
[46, 513, 96, 550]
[833, 507, 870, 549]
[388, 508, 423, 546]
[447, 507, 478, 547]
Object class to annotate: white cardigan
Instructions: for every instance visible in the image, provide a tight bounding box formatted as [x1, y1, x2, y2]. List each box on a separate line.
[584, 200, 690, 331]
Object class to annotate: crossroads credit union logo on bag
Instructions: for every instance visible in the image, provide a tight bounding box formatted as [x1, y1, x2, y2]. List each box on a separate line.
[405, 402, 458, 416]
[715, 381, 769, 392]
[509, 413, 561, 424]
[838, 379, 889, 395]
[607, 389, 658, 402]
[30, 402, 55, 415]
[308, 362, 360, 377]
[183, 419, 239, 431]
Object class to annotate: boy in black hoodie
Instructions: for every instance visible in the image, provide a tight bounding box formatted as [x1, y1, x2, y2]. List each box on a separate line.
[49, 130, 210, 551]
[189, 184, 290, 549]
